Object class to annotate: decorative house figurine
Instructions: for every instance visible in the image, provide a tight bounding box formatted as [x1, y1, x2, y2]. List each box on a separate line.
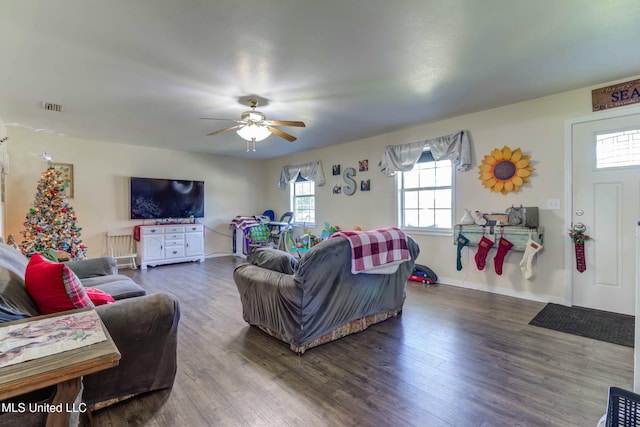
[472, 210, 487, 226]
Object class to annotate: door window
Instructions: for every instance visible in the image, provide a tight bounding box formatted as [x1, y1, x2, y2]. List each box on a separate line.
[596, 128, 640, 169]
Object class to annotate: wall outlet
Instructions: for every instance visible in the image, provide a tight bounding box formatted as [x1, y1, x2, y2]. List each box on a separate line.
[546, 198, 561, 210]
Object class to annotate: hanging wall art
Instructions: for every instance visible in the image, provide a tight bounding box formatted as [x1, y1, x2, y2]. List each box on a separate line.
[343, 167, 356, 196]
[478, 146, 533, 194]
[53, 163, 74, 198]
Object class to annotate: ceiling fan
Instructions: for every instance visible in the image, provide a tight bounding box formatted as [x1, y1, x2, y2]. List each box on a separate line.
[201, 99, 306, 151]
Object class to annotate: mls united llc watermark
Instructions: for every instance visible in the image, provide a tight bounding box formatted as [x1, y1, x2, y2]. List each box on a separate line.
[1, 401, 87, 414]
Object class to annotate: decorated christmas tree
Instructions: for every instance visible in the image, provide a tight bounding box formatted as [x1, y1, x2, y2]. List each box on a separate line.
[20, 159, 87, 259]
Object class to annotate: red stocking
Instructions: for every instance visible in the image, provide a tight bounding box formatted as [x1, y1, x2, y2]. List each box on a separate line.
[575, 242, 586, 272]
[493, 237, 513, 275]
[474, 236, 494, 270]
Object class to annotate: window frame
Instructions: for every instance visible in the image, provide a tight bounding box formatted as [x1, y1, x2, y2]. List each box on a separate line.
[289, 177, 316, 227]
[396, 151, 455, 236]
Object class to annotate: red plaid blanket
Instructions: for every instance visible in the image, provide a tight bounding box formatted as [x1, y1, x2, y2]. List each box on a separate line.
[330, 227, 411, 274]
[230, 216, 261, 231]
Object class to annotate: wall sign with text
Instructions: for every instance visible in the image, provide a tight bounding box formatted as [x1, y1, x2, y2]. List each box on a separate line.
[592, 78, 640, 111]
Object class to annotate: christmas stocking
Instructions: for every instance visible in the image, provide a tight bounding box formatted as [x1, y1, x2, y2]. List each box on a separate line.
[574, 242, 586, 272]
[474, 236, 494, 270]
[456, 233, 469, 271]
[520, 239, 543, 280]
[493, 237, 513, 275]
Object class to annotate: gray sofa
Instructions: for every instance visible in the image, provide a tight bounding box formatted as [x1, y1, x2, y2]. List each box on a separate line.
[234, 234, 419, 353]
[0, 242, 180, 423]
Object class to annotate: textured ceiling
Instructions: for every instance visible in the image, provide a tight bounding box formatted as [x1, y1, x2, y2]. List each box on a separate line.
[1, 0, 640, 159]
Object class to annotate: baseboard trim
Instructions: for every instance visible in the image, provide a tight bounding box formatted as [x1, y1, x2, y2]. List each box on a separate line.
[437, 276, 566, 305]
[205, 252, 238, 259]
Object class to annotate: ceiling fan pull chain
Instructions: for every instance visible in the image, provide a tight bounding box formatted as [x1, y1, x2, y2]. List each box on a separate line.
[246, 138, 257, 152]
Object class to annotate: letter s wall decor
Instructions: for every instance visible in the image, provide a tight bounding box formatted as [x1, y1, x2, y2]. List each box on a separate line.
[342, 167, 356, 196]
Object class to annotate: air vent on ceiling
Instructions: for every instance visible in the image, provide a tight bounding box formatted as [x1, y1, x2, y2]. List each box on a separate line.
[41, 102, 63, 112]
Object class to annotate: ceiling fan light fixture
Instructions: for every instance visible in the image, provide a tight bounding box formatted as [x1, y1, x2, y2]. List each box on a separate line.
[236, 123, 271, 142]
[203, 98, 303, 151]
[243, 110, 265, 122]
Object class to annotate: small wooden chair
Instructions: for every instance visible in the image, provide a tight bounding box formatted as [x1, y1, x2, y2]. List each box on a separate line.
[107, 231, 138, 269]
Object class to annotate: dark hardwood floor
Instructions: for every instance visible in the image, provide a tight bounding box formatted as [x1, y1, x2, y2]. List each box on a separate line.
[90, 256, 632, 426]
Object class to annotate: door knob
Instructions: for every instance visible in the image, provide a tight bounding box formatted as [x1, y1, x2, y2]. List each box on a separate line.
[573, 222, 586, 232]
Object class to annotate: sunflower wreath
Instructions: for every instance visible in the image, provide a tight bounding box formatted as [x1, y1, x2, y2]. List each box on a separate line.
[478, 146, 534, 194]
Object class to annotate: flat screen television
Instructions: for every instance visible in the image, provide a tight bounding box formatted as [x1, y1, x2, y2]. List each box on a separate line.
[130, 177, 205, 220]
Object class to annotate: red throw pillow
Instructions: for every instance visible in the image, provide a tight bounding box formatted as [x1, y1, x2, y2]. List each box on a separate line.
[25, 253, 94, 314]
[84, 287, 115, 306]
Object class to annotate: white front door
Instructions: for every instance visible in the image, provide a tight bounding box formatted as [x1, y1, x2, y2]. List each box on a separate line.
[570, 111, 640, 315]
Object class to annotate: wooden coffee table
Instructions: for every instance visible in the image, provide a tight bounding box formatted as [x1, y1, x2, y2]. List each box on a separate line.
[0, 308, 120, 427]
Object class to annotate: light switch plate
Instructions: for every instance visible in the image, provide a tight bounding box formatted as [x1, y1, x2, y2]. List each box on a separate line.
[546, 198, 561, 210]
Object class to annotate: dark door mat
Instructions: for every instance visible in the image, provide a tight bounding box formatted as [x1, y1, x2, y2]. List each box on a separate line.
[529, 303, 634, 348]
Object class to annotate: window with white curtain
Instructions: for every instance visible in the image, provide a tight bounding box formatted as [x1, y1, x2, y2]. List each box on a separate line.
[397, 150, 453, 233]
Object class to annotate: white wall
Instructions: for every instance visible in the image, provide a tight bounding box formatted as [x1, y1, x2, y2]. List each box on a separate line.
[264, 75, 640, 304]
[5, 128, 265, 258]
[5, 75, 639, 304]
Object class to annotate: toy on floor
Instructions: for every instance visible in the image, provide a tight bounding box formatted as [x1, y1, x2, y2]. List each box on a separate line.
[408, 264, 438, 284]
[409, 274, 434, 284]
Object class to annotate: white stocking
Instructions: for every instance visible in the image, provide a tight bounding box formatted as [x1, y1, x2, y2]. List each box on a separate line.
[519, 238, 542, 280]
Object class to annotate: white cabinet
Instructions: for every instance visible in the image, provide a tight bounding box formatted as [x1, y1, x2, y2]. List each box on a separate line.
[137, 224, 205, 269]
[142, 232, 164, 261]
[185, 226, 204, 257]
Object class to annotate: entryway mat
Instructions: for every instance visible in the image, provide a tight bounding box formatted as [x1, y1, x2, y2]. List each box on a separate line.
[529, 303, 634, 348]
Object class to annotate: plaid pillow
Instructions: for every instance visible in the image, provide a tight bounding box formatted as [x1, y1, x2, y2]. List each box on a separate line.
[84, 287, 115, 306]
[25, 253, 94, 314]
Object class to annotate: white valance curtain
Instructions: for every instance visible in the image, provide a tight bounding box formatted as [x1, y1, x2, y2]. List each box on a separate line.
[379, 130, 471, 176]
[277, 161, 325, 189]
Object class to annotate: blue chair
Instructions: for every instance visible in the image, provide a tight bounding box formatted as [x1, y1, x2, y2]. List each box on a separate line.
[262, 210, 275, 221]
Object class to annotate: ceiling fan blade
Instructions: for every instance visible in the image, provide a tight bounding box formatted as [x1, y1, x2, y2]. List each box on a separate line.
[267, 126, 297, 142]
[200, 117, 242, 122]
[207, 124, 241, 136]
[264, 120, 306, 127]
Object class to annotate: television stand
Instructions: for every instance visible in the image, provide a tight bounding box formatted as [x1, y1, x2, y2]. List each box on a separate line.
[136, 224, 205, 269]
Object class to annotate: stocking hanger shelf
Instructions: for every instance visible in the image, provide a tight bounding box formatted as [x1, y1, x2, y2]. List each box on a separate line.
[454, 224, 544, 253]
